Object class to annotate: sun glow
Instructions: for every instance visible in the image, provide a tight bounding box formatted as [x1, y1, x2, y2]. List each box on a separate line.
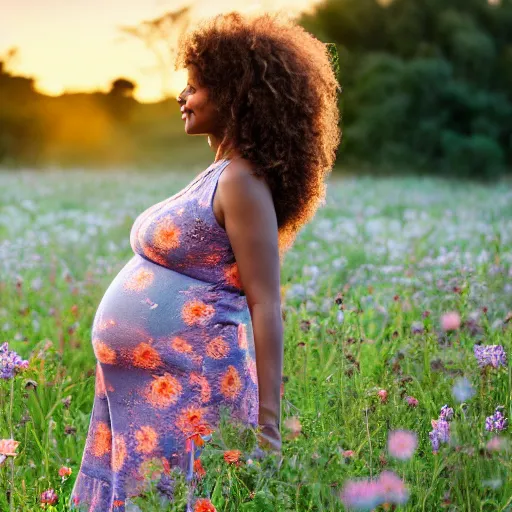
[1, 0, 321, 103]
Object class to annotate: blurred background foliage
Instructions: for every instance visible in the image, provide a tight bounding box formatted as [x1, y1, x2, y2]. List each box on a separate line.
[0, 0, 511, 179]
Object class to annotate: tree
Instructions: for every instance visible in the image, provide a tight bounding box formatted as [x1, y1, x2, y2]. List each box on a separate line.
[109, 78, 136, 98]
[119, 6, 191, 99]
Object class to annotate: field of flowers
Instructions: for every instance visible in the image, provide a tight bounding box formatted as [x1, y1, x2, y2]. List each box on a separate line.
[0, 168, 511, 511]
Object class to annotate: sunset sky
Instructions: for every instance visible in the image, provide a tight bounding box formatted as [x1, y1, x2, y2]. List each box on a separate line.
[0, 0, 321, 102]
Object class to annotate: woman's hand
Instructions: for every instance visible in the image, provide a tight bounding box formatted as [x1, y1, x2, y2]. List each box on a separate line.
[257, 423, 282, 454]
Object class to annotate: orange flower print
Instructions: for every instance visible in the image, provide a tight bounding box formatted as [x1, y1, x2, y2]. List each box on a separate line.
[237, 323, 248, 350]
[95, 363, 106, 398]
[146, 373, 182, 408]
[135, 425, 159, 454]
[246, 356, 258, 385]
[112, 434, 127, 472]
[190, 373, 211, 403]
[113, 499, 125, 508]
[182, 299, 215, 326]
[123, 268, 154, 292]
[194, 458, 206, 478]
[133, 342, 162, 370]
[220, 365, 242, 400]
[93, 338, 117, 365]
[203, 253, 223, 266]
[142, 245, 168, 267]
[175, 405, 212, 437]
[152, 216, 181, 252]
[205, 336, 230, 359]
[194, 498, 217, 512]
[92, 421, 112, 457]
[171, 336, 193, 354]
[225, 262, 243, 289]
[223, 449, 242, 464]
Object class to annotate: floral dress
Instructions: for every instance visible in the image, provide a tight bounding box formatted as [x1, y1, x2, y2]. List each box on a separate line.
[69, 158, 259, 511]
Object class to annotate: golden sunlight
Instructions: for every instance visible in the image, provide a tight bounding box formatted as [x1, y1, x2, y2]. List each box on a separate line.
[1, 0, 322, 103]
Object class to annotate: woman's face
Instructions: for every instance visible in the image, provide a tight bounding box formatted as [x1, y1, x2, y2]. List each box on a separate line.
[178, 65, 220, 136]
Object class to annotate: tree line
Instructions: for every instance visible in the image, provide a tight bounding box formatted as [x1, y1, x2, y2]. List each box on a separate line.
[0, 0, 511, 178]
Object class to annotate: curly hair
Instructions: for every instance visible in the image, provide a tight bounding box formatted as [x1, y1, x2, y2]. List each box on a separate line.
[174, 11, 341, 263]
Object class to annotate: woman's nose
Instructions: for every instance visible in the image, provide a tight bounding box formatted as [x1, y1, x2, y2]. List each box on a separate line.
[176, 88, 189, 105]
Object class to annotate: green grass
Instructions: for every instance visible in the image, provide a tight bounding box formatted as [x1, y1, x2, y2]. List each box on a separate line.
[0, 167, 511, 511]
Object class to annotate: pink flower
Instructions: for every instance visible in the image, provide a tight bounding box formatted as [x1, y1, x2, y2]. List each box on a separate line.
[341, 450, 355, 458]
[405, 396, 418, 407]
[339, 478, 384, 510]
[378, 389, 388, 403]
[441, 312, 461, 331]
[486, 436, 509, 452]
[40, 488, 58, 506]
[378, 470, 409, 504]
[387, 430, 418, 460]
[339, 471, 410, 509]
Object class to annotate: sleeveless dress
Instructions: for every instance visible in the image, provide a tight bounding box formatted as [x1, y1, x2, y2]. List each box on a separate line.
[69, 158, 259, 511]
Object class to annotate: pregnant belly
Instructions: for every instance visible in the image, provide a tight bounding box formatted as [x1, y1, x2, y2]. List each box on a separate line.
[90, 254, 255, 377]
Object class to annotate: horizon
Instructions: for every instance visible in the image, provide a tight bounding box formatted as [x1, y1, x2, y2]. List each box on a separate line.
[0, 0, 321, 103]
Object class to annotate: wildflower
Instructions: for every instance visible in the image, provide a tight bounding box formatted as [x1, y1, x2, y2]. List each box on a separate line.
[377, 390, 388, 403]
[405, 396, 418, 407]
[379, 470, 409, 505]
[194, 497, 217, 512]
[193, 458, 206, 478]
[342, 449, 355, 458]
[473, 344, 507, 369]
[339, 478, 384, 511]
[58, 466, 72, 479]
[387, 430, 418, 460]
[156, 473, 176, 501]
[410, 321, 424, 334]
[486, 436, 509, 452]
[40, 489, 58, 507]
[429, 405, 454, 453]
[284, 416, 302, 440]
[441, 312, 461, 331]
[223, 449, 242, 464]
[0, 342, 29, 379]
[485, 406, 508, 433]
[439, 405, 454, 421]
[339, 471, 409, 510]
[451, 377, 476, 403]
[0, 438, 19, 466]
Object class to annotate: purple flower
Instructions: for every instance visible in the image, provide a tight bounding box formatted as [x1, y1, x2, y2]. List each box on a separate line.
[439, 405, 454, 421]
[429, 405, 454, 453]
[485, 406, 508, 433]
[473, 345, 507, 369]
[410, 321, 424, 335]
[0, 342, 29, 380]
[428, 430, 440, 452]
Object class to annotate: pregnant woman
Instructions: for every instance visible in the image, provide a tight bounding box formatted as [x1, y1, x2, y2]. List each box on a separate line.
[69, 10, 340, 512]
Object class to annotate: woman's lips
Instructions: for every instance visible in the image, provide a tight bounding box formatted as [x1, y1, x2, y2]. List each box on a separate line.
[181, 110, 193, 121]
